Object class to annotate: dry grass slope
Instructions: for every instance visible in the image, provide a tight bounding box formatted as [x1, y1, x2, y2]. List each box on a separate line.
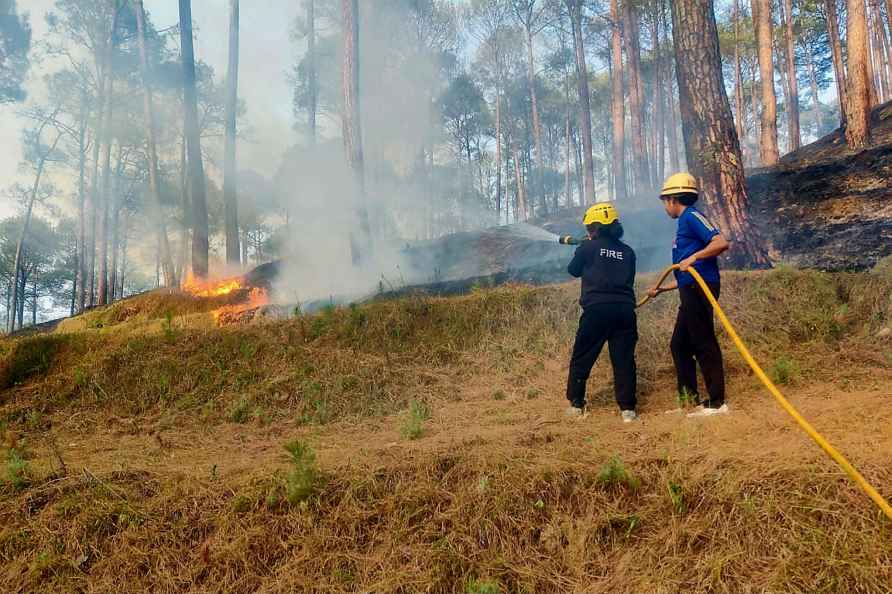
[1, 265, 891, 592]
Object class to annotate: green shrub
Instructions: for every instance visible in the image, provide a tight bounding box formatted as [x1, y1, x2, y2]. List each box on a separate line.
[5, 448, 29, 491]
[283, 440, 319, 505]
[228, 397, 252, 424]
[466, 578, 501, 594]
[771, 356, 800, 385]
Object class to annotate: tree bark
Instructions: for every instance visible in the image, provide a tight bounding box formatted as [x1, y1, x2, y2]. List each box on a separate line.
[224, 0, 240, 265]
[8, 124, 62, 333]
[566, 0, 596, 204]
[342, 0, 370, 262]
[752, 0, 779, 165]
[781, 0, 801, 151]
[846, 0, 874, 149]
[609, 0, 627, 201]
[671, 0, 770, 267]
[179, 0, 210, 279]
[136, 0, 178, 286]
[623, 0, 649, 192]
[826, 0, 848, 126]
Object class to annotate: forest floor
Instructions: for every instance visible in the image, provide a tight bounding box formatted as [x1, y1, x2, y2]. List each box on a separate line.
[1, 267, 892, 592]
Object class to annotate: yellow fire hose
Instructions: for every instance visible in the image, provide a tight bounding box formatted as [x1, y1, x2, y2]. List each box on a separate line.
[639, 265, 892, 521]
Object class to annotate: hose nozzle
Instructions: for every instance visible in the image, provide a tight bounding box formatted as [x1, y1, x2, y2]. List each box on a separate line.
[558, 236, 583, 245]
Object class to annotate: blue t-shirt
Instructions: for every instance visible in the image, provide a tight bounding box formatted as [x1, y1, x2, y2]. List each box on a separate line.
[673, 206, 721, 287]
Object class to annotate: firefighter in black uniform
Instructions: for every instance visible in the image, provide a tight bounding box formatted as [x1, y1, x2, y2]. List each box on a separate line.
[565, 203, 639, 423]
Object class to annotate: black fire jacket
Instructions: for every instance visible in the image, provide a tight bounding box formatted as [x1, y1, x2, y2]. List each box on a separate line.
[567, 237, 637, 309]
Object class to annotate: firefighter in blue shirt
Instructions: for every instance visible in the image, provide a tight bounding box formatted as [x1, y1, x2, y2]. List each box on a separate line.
[648, 173, 731, 417]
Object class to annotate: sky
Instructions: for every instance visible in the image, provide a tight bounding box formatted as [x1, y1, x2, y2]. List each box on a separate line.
[0, 0, 302, 217]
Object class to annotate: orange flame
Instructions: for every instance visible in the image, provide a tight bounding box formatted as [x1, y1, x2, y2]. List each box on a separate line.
[180, 273, 270, 324]
[211, 287, 270, 324]
[182, 274, 244, 298]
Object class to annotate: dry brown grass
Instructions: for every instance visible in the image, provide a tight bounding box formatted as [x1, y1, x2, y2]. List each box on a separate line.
[1, 268, 892, 592]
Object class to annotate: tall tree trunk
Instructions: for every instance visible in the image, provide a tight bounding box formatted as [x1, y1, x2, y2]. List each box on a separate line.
[76, 93, 88, 314]
[865, 8, 880, 106]
[671, 0, 770, 267]
[97, 116, 113, 307]
[664, 4, 681, 173]
[609, 0, 627, 201]
[179, 0, 210, 279]
[652, 5, 666, 186]
[223, 0, 240, 266]
[733, 0, 749, 162]
[623, 0, 649, 192]
[495, 91, 502, 222]
[96, 2, 119, 307]
[307, 0, 317, 144]
[846, 0, 874, 148]
[572, 123, 584, 205]
[136, 0, 178, 285]
[17, 269, 25, 330]
[31, 271, 37, 326]
[118, 214, 128, 299]
[806, 45, 825, 135]
[8, 124, 62, 333]
[107, 145, 123, 304]
[750, 59, 761, 151]
[567, 0, 596, 204]
[88, 126, 100, 308]
[342, 0, 370, 262]
[752, 0, 780, 165]
[178, 134, 189, 282]
[876, 0, 892, 101]
[826, 0, 849, 126]
[869, 0, 890, 101]
[781, 0, 801, 150]
[525, 24, 544, 210]
[511, 137, 527, 221]
[565, 102, 572, 207]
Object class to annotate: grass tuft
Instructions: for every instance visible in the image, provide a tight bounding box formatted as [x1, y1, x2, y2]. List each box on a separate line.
[597, 455, 640, 490]
[400, 400, 432, 440]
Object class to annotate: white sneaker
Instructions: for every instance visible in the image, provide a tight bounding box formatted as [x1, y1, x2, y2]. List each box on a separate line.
[621, 410, 638, 423]
[687, 404, 729, 418]
[565, 406, 588, 419]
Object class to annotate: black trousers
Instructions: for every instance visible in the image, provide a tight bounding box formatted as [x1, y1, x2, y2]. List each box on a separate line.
[671, 282, 725, 408]
[566, 303, 638, 411]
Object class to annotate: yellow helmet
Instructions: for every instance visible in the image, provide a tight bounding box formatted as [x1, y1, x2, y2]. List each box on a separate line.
[660, 172, 699, 197]
[583, 203, 619, 226]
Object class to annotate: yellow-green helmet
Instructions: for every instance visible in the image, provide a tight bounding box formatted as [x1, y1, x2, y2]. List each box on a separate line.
[583, 203, 619, 226]
[660, 172, 699, 197]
